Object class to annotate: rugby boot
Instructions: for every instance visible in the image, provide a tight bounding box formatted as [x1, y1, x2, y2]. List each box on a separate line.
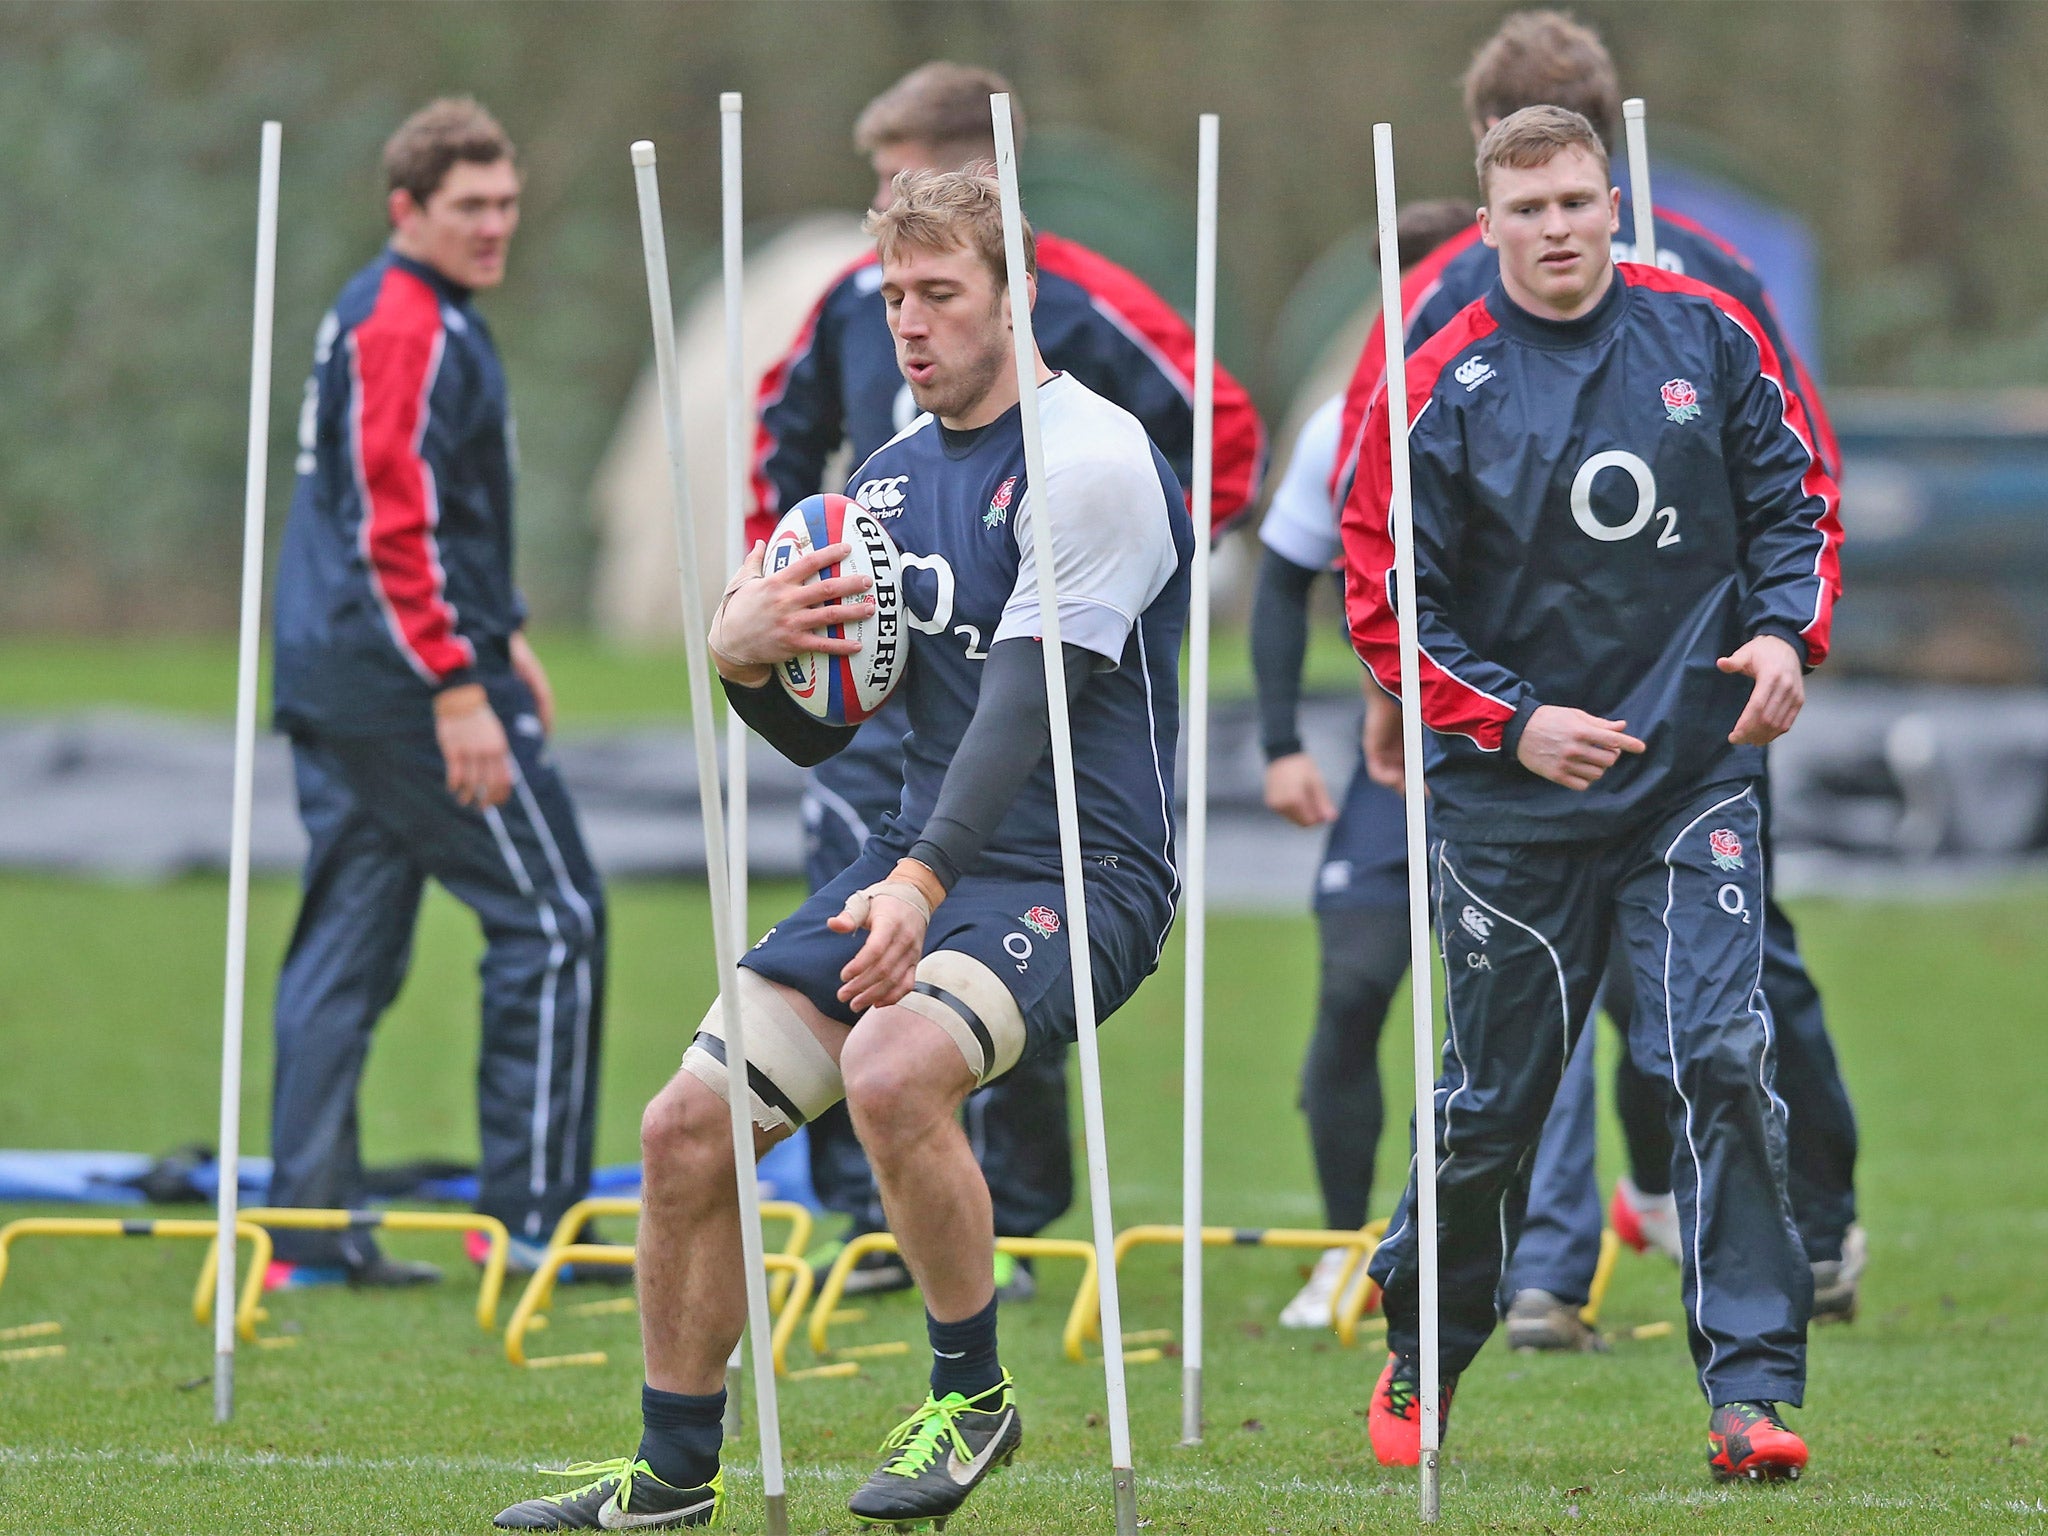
[992, 1251, 1037, 1304]
[492, 1457, 722, 1529]
[847, 1374, 1021, 1530]
[1368, 1354, 1456, 1467]
[1610, 1177, 1682, 1262]
[1707, 1402, 1808, 1482]
[1810, 1224, 1866, 1325]
[1504, 1288, 1606, 1353]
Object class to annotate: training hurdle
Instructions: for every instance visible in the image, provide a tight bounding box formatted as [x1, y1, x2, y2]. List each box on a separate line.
[501, 1200, 813, 1370]
[808, 1232, 1100, 1369]
[194, 1208, 510, 1333]
[1330, 1224, 1628, 1347]
[505, 1246, 812, 1372]
[0, 1217, 273, 1344]
[1072, 1225, 1382, 1360]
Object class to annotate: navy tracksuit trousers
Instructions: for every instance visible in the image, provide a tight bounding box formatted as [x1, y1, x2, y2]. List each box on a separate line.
[1370, 780, 1811, 1405]
[269, 695, 606, 1266]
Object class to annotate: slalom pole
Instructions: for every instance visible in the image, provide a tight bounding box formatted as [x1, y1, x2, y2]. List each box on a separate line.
[1178, 111, 1218, 1451]
[991, 94, 1138, 1536]
[630, 138, 790, 1536]
[214, 118, 281, 1426]
[718, 87, 751, 1442]
[1622, 98, 1658, 267]
[1372, 121, 1443, 1524]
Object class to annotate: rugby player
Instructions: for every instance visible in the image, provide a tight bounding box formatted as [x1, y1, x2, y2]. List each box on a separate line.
[1344, 107, 1841, 1481]
[1349, 8, 1864, 1342]
[268, 99, 608, 1288]
[754, 62, 1262, 1301]
[495, 169, 1191, 1530]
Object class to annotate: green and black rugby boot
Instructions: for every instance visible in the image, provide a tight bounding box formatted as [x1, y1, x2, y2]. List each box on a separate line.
[1707, 1402, 1808, 1482]
[847, 1374, 1022, 1530]
[493, 1457, 723, 1529]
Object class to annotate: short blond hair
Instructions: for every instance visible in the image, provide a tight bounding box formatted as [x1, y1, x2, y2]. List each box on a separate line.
[1462, 10, 1620, 149]
[1475, 104, 1609, 198]
[853, 62, 1021, 162]
[863, 169, 1034, 289]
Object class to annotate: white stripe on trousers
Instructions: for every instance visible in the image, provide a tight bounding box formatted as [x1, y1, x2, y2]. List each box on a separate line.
[483, 803, 569, 1216]
[509, 768, 599, 1187]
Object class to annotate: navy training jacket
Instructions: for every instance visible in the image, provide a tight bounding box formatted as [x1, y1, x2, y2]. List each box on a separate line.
[273, 250, 526, 736]
[1341, 265, 1843, 843]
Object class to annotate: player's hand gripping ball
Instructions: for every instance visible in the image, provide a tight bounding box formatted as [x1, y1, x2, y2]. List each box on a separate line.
[768, 493, 905, 726]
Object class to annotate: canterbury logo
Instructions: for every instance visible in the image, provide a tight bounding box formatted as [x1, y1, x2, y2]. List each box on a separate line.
[1454, 354, 1496, 391]
[945, 1410, 1015, 1486]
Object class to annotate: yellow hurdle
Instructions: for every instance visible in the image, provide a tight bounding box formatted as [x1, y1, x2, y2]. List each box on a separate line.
[532, 1197, 812, 1311]
[1331, 1219, 1389, 1346]
[504, 1245, 811, 1372]
[194, 1208, 510, 1332]
[808, 1232, 1099, 1364]
[1071, 1224, 1383, 1358]
[0, 1216, 273, 1343]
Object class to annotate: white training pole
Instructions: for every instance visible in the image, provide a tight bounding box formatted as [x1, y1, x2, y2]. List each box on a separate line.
[991, 95, 1138, 1536]
[1373, 122, 1443, 1524]
[1178, 111, 1218, 1451]
[718, 88, 751, 1443]
[1622, 98, 1658, 267]
[631, 138, 790, 1536]
[214, 118, 281, 1427]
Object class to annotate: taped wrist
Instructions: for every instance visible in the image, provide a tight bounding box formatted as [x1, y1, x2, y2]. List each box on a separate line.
[837, 876, 933, 930]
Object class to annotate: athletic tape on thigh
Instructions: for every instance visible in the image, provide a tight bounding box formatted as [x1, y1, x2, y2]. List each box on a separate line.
[898, 949, 1026, 1086]
[680, 969, 845, 1133]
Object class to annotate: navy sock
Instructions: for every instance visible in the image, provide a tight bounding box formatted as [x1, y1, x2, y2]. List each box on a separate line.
[637, 1383, 725, 1490]
[927, 1295, 1003, 1400]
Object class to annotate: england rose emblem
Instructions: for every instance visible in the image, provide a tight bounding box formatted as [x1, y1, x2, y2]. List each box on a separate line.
[1708, 828, 1744, 870]
[985, 475, 1018, 528]
[1661, 378, 1702, 424]
[1022, 905, 1060, 938]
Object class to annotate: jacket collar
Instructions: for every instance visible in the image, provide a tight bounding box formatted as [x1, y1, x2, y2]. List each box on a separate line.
[386, 248, 473, 305]
[1484, 264, 1626, 350]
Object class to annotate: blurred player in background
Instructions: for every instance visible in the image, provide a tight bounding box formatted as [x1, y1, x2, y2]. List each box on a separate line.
[498, 170, 1192, 1532]
[1252, 198, 1470, 1328]
[752, 60, 1265, 1300]
[1346, 106, 1841, 1479]
[268, 100, 608, 1287]
[1344, 9, 1864, 1346]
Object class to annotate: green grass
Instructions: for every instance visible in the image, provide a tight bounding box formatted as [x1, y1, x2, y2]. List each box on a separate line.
[0, 622, 1366, 722]
[1, 874, 2044, 1532]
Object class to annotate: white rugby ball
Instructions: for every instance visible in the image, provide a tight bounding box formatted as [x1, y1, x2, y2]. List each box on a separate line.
[765, 493, 905, 726]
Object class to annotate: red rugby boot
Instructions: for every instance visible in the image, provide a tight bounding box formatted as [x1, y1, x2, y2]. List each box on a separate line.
[1707, 1401, 1808, 1482]
[1367, 1354, 1455, 1467]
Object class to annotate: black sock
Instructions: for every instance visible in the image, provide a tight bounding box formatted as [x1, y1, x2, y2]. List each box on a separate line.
[927, 1295, 1003, 1401]
[637, 1383, 725, 1490]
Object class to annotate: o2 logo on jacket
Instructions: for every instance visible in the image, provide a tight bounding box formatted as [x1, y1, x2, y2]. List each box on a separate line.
[1569, 450, 1680, 549]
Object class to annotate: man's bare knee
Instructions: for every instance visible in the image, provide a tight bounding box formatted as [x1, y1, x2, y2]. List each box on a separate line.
[642, 1072, 738, 1184]
[843, 1009, 973, 1143]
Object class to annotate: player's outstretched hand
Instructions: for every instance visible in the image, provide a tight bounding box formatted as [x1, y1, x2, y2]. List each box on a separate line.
[709, 539, 875, 685]
[1515, 705, 1646, 791]
[1364, 688, 1405, 791]
[434, 683, 514, 809]
[1264, 752, 1336, 827]
[1719, 634, 1805, 746]
[829, 861, 942, 1012]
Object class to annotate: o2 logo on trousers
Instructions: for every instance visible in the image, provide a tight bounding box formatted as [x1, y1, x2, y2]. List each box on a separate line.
[1570, 450, 1680, 548]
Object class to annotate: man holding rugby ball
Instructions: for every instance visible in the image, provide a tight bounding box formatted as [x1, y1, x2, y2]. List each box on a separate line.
[496, 169, 1191, 1531]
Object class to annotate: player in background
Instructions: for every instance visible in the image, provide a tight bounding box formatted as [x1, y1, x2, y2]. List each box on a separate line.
[1346, 107, 1841, 1480]
[1253, 199, 1471, 1328]
[753, 61, 1265, 1298]
[268, 100, 608, 1287]
[1346, 8, 1863, 1338]
[496, 170, 1191, 1532]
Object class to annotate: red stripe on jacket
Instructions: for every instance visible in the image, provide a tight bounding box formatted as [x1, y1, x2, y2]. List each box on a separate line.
[1329, 222, 1486, 506]
[1339, 300, 1522, 750]
[1618, 263, 1843, 664]
[748, 251, 881, 547]
[1034, 232, 1267, 533]
[347, 266, 472, 684]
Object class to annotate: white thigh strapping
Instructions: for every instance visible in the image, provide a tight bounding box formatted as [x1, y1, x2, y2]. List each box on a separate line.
[679, 968, 845, 1133]
[897, 949, 1028, 1086]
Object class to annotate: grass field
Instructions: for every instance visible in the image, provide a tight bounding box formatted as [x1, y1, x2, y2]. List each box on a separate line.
[1, 871, 2044, 1533]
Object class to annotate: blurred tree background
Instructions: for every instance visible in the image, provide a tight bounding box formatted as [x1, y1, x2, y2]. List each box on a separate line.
[2, 0, 2043, 632]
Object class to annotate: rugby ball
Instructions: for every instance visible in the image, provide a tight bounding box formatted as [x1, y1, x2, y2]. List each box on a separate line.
[766, 493, 905, 726]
